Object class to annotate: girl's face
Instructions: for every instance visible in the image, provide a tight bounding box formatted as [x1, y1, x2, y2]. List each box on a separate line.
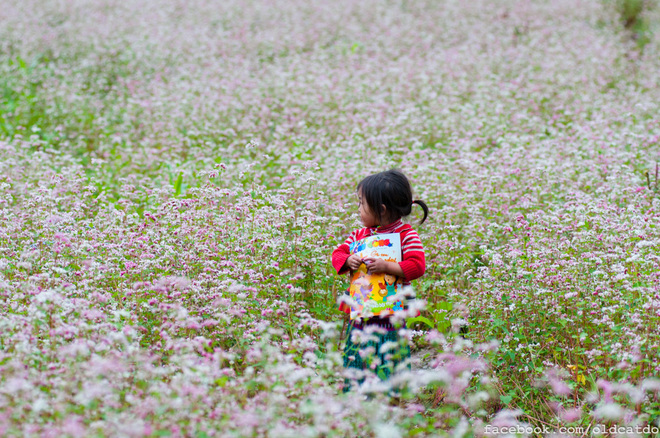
[358, 190, 379, 228]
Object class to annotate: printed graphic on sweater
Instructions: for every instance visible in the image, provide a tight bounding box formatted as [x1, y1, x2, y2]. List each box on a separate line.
[348, 233, 404, 319]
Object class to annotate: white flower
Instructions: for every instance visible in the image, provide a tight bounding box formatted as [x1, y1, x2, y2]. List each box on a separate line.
[374, 423, 402, 438]
[592, 403, 624, 421]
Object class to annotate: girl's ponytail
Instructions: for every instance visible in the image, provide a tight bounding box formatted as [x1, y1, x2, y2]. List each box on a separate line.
[412, 199, 429, 224]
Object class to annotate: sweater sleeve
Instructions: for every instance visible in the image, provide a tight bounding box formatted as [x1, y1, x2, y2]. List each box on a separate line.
[398, 228, 426, 281]
[331, 229, 360, 275]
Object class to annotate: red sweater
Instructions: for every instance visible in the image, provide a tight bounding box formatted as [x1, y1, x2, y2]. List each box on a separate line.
[331, 219, 426, 314]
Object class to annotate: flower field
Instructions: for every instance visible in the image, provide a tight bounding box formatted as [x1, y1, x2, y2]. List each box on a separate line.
[1, 0, 660, 436]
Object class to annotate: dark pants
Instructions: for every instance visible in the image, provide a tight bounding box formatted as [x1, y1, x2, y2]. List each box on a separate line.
[342, 318, 411, 393]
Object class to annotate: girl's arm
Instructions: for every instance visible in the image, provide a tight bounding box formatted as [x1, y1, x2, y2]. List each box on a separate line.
[398, 228, 426, 281]
[398, 250, 425, 281]
[332, 229, 363, 275]
[331, 244, 351, 275]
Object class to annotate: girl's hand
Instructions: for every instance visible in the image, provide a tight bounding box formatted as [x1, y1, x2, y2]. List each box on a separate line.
[363, 257, 389, 275]
[346, 254, 363, 271]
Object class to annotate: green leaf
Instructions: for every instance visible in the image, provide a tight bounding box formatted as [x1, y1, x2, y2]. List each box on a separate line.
[406, 316, 434, 329]
[174, 172, 183, 197]
[437, 301, 452, 311]
[500, 395, 513, 405]
[436, 320, 450, 332]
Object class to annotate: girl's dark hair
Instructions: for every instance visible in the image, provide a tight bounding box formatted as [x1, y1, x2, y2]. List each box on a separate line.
[357, 169, 429, 225]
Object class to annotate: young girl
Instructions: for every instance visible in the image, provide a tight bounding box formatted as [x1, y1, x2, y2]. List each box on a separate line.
[332, 169, 429, 392]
